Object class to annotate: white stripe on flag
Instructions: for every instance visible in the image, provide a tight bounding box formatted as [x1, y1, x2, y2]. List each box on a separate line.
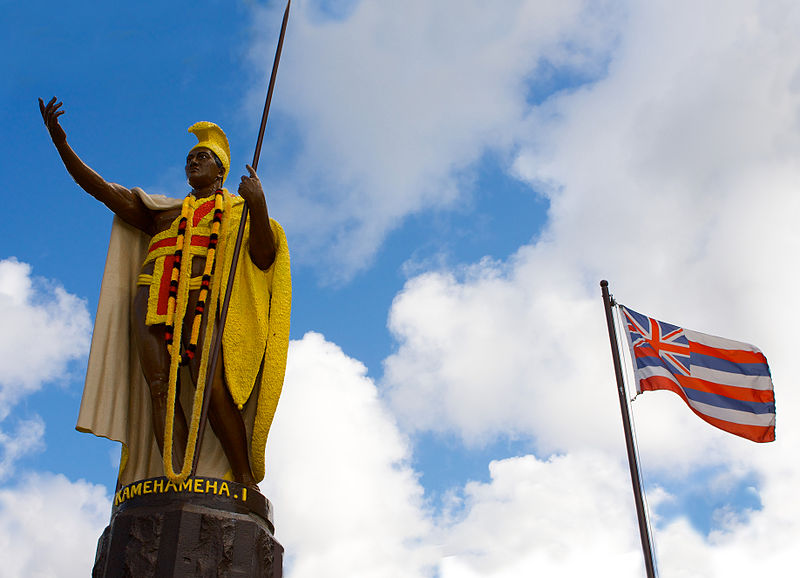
[689, 366, 773, 390]
[687, 399, 776, 428]
[634, 365, 680, 392]
[685, 329, 762, 353]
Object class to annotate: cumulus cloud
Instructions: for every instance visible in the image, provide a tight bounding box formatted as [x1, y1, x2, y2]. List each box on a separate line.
[0, 473, 110, 577]
[0, 417, 45, 481]
[377, 0, 800, 573]
[0, 258, 91, 480]
[428, 450, 797, 577]
[436, 452, 649, 576]
[383, 0, 800, 471]
[384, 255, 621, 453]
[0, 258, 92, 419]
[261, 333, 435, 577]
[248, 0, 615, 279]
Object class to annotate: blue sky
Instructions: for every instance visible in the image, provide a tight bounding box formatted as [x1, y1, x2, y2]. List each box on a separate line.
[3, 0, 800, 576]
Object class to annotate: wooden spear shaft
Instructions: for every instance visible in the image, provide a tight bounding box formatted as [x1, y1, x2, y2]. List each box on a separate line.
[191, 0, 291, 476]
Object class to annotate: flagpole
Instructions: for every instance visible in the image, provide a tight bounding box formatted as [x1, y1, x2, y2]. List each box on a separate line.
[191, 0, 292, 477]
[600, 280, 657, 578]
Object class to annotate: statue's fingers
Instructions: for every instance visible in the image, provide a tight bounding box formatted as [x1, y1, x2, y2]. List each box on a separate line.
[38, 98, 46, 115]
[47, 96, 57, 107]
[246, 164, 258, 179]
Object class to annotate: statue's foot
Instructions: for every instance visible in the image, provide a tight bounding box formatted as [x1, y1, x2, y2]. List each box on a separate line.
[234, 472, 260, 494]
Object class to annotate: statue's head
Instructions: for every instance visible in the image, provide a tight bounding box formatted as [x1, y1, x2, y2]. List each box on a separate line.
[187, 121, 230, 186]
[186, 146, 225, 191]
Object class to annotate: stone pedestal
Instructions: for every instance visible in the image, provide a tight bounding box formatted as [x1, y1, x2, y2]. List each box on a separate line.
[92, 477, 283, 577]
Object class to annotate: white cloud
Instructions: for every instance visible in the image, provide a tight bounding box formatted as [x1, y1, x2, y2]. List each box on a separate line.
[437, 451, 648, 577]
[383, 257, 622, 453]
[249, 0, 614, 280]
[0, 258, 92, 420]
[0, 258, 91, 481]
[261, 333, 436, 577]
[378, 0, 800, 574]
[259, 332, 800, 577]
[0, 417, 45, 481]
[430, 450, 800, 577]
[0, 473, 109, 577]
[382, 0, 800, 471]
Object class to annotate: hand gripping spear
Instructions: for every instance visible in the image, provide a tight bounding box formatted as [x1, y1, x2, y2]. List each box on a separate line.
[191, 0, 292, 477]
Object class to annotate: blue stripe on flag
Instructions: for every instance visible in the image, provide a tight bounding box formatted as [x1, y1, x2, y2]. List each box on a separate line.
[635, 355, 665, 370]
[682, 386, 776, 415]
[690, 353, 771, 377]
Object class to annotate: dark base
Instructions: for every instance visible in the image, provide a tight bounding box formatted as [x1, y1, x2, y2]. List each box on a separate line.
[93, 477, 283, 577]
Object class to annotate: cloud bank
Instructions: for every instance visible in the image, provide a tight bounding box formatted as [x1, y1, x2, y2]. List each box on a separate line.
[0, 258, 91, 479]
[250, 0, 615, 280]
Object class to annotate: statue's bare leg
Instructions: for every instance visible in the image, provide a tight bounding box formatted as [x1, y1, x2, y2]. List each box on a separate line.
[186, 344, 256, 486]
[132, 286, 189, 472]
[185, 296, 255, 486]
[208, 355, 256, 487]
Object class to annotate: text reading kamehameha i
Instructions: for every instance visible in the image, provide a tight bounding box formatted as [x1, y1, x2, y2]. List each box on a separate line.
[114, 476, 251, 508]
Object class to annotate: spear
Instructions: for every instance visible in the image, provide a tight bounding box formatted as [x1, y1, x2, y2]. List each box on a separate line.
[191, 0, 291, 476]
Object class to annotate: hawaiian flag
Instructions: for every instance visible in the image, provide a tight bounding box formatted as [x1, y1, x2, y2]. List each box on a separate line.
[620, 306, 775, 443]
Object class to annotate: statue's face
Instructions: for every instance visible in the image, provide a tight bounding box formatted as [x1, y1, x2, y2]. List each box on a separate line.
[186, 146, 223, 189]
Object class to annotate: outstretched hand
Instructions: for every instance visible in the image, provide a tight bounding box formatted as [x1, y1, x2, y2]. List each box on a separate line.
[39, 97, 67, 144]
[238, 164, 266, 207]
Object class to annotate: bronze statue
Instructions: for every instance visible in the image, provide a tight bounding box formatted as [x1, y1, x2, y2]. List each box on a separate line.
[40, 97, 291, 490]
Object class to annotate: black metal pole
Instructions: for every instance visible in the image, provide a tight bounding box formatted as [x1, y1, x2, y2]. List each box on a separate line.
[191, 0, 292, 476]
[600, 280, 657, 578]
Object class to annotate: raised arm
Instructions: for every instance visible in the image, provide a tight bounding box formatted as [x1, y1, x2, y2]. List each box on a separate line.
[39, 97, 155, 235]
[237, 165, 276, 270]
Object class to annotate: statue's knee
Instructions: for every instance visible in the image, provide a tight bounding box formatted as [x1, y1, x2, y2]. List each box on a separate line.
[149, 378, 170, 401]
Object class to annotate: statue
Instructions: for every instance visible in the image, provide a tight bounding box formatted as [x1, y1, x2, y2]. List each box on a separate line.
[39, 97, 291, 491]
[38, 13, 291, 578]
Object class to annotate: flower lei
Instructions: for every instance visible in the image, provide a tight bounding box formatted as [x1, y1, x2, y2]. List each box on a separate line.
[162, 189, 224, 482]
[164, 191, 223, 364]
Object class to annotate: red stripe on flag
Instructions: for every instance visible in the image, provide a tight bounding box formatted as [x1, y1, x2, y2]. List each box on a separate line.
[689, 341, 767, 364]
[700, 413, 775, 443]
[675, 375, 775, 404]
[639, 377, 774, 443]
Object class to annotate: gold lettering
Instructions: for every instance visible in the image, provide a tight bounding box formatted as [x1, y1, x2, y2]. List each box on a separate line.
[194, 478, 203, 493]
[143, 480, 152, 494]
[153, 479, 165, 494]
[114, 489, 124, 506]
[165, 481, 178, 493]
[242, 487, 247, 501]
[121, 486, 131, 502]
[219, 482, 230, 497]
[205, 480, 218, 494]
[179, 480, 193, 493]
[130, 483, 143, 497]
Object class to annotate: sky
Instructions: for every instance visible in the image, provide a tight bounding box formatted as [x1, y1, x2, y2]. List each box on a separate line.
[2, 0, 799, 575]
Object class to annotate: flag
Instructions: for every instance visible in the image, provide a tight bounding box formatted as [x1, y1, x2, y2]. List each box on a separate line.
[619, 305, 775, 443]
